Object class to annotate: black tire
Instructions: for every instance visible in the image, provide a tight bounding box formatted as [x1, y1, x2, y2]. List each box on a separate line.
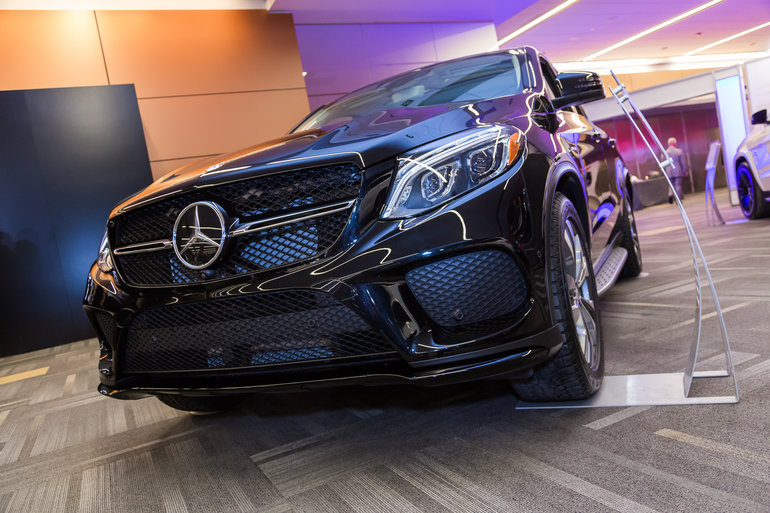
[737, 162, 770, 219]
[156, 394, 246, 413]
[618, 184, 642, 278]
[513, 193, 603, 401]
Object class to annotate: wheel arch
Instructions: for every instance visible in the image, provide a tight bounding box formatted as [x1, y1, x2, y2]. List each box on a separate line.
[735, 155, 750, 175]
[543, 158, 590, 241]
[541, 156, 590, 325]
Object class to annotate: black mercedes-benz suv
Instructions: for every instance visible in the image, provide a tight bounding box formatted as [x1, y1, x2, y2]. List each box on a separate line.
[84, 46, 642, 411]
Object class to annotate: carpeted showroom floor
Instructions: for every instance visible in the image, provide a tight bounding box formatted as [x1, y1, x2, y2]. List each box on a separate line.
[0, 188, 768, 512]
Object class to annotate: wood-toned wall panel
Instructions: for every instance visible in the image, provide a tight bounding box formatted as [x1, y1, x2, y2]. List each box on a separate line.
[138, 89, 309, 162]
[0, 11, 107, 91]
[96, 10, 306, 98]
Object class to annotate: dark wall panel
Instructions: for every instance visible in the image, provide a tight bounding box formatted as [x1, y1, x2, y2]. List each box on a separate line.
[0, 84, 152, 356]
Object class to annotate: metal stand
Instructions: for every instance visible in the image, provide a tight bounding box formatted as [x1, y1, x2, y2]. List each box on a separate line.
[705, 141, 725, 226]
[517, 72, 738, 409]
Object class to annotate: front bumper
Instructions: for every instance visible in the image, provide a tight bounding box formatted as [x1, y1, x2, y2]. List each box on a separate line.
[84, 158, 560, 398]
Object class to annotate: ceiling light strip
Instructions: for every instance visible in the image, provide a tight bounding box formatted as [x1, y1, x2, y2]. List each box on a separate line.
[583, 0, 724, 61]
[556, 51, 770, 75]
[495, 0, 580, 49]
[685, 21, 770, 56]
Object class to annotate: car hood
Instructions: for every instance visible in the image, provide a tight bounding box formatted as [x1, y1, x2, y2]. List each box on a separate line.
[111, 95, 533, 216]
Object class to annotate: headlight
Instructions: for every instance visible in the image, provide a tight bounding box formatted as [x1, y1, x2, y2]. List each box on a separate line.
[97, 229, 114, 273]
[381, 125, 524, 219]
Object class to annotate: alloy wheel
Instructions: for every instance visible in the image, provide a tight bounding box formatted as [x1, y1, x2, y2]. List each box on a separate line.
[560, 218, 600, 370]
[737, 166, 755, 217]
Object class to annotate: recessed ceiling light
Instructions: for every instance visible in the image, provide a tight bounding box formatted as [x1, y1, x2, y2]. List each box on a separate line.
[583, 0, 724, 61]
[685, 21, 770, 56]
[494, 0, 580, 50]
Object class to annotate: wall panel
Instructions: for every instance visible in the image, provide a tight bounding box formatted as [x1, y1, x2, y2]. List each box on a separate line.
[138, 88, 309, 162]
[0, 11, 107, 91]
[0, 10, 310, 181]
[96, 10, 305, 98]
[0, 85, 153, 356]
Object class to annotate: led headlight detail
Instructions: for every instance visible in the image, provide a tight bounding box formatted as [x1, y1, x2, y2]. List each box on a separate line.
[97, 230, 114, 273]
[381, 125, 524, 219]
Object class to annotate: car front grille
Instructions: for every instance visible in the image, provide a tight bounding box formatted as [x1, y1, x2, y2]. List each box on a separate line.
[111, 163, 360, 287]
[122, 290, 396, 373]
[116, 211, 350, 286]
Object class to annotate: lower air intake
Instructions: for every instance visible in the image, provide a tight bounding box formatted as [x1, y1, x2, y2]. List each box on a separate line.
[123, 290, 394, 372]
[406, 250, 528, 327]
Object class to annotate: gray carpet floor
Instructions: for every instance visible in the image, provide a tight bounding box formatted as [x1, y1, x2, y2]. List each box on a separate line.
[0, 188, 768, 512]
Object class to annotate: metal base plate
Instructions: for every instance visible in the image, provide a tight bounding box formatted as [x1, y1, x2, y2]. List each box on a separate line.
[515, 373, 738, 409]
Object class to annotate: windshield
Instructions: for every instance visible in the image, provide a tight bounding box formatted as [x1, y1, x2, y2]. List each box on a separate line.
[295, 52, 530, 132]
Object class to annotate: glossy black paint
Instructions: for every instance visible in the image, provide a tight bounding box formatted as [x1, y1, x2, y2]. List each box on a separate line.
[83, 47, 631, 398]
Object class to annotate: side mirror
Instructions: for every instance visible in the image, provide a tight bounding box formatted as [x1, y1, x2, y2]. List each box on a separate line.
[751, 109, 767, 125]
[552, 71, 605, 110]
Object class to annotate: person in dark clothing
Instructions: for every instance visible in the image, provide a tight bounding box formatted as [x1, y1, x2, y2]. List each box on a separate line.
[664, 137, 688, 202]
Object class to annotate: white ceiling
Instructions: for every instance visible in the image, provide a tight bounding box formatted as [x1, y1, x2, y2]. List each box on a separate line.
[4, 0, 768, 65]
[273, 0, 770, 63]
[496, 0, 770, 62]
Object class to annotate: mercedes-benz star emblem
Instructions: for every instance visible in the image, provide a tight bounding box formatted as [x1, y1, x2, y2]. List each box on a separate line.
[173, 201, 228, 270]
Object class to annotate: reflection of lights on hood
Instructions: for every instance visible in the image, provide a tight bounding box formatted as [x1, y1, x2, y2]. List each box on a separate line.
[268, 151, 365, 169]
[464, 104, 481, 118]
[205, 141, 289, 174]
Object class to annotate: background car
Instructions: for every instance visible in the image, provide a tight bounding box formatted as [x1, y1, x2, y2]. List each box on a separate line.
[734, 108, 770, 219]
[83, 46, 642, 412]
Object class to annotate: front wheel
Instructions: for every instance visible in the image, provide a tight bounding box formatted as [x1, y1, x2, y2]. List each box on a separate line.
[737, 163, 769, 219]
[512, 193, 603, 401]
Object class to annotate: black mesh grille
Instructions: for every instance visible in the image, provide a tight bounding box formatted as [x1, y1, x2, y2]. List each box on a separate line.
[111, 164, 360, 287]
[113, 164, 361, 246]
[116, 211, 350, 287]
[122, 290, 395, 372]
[114, 196, 190, 247]
[406, 250, 528, 327]
[93, 310, 117, 346]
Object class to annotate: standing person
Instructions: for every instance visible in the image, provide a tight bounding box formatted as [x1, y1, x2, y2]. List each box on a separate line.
[664, 137, 688, 203]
